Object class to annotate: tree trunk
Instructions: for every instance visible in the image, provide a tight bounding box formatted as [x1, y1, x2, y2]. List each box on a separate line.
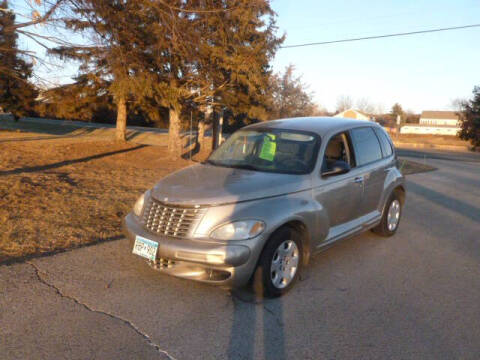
[168, 107, 182, 158]
[116, 96, 127, 141]
[212, 112, 219, 150]
[197, 113, 206, 151]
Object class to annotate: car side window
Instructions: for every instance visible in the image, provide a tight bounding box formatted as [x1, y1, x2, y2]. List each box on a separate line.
[373, 128, 393, 158]
[322, 132, 354, 172]
[350, 127, 383, 166]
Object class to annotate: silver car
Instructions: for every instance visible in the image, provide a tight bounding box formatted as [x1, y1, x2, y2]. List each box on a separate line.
[123, 117, 406, 297]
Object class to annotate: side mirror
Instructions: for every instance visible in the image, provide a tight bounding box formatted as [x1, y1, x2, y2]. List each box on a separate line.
[322, 160, 350, 177]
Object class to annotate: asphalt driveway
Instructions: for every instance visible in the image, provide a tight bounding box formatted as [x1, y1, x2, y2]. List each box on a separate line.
[1, 149, 479, 360]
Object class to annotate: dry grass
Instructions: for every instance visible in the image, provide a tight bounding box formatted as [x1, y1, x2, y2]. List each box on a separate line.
[387, 132, 468, 147]
[0, 130, 209, 264]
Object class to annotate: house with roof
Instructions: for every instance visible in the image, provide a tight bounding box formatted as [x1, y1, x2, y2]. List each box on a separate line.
[334, 109, 373, 121]
[400, 111, 460, 136]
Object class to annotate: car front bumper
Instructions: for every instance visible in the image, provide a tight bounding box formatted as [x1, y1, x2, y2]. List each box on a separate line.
[122, 212, 264, 287]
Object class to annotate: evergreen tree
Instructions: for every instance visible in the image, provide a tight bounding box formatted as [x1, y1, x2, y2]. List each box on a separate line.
[35, 74, 116, 122]
[192, 0, 283, 148]
[459, 86, 480, 149]
[390, 103, 404, 121]
[0, 0, 38, 118]
[54, 0, 282, 156]
[52, 0, 155, 140]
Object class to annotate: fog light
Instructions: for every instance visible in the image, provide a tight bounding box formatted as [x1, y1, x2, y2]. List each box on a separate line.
[206, 253, 226, 265]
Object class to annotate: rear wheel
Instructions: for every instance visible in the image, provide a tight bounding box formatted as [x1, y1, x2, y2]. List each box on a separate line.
[372, 193, 402, 236]
[253, 227, 303, 298]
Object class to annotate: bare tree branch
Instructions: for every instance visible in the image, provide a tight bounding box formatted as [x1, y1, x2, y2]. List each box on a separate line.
[156, 0, 237, 14]
[5, 0, 64, 30]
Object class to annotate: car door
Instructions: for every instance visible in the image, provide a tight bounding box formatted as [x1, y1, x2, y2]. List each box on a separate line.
[312, 132, 364, 238]
[349, 127, 388, 217]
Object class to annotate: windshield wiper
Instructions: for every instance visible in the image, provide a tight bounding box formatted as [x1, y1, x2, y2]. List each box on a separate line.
[203, 159, 217, 166]
[228, 164, 261, 171]
[203, 160, 260, 171]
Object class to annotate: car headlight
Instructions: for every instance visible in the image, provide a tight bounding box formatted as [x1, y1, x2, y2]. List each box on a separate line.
[210, 220, 265, 240]
[133, 190, 150, 217]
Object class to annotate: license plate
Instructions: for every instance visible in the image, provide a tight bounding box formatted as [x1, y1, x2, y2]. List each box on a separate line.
[132, 236, 158, 261]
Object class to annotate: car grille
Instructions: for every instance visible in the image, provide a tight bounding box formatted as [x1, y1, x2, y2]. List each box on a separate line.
[141, 197, 206, 238]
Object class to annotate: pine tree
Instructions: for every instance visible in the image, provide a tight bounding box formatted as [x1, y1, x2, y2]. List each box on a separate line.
[459, 86, 480, 149]
[35, 74, 116, 122]
[390, 103, 404, 121]
[124, 0, 283, 155]
[192, 0, 283, 148]
[54, 0, 282, 156]
[0, 0, 38, 118]
[52, 0, 154, 140]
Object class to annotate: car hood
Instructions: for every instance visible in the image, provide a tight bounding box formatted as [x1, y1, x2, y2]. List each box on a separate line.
[151, 164, 312, 206]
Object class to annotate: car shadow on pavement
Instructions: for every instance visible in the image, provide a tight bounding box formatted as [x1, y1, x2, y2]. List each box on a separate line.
[0, 145, 147, 176]
[407, 182, 480, 223]
[228, 287, 286, 360]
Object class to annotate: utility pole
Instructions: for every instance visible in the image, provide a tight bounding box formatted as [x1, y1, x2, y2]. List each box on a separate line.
[396, 114, 401, 138]
[190, 110, 193, 161]
[218, 111, 223, 146]
[212, 109, 224, 150]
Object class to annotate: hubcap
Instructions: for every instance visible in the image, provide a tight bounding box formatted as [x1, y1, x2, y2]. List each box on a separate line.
[387, 199, 401, 231]
[270, 240, 299, 289]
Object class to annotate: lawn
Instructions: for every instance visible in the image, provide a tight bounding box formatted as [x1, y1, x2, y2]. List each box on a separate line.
[0, 130, 209, 263]
[0, 130, 434, 264]
[389, 132, 469, 147]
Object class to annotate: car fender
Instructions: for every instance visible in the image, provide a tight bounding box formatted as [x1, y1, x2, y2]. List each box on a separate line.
[379, 166, 406, 215]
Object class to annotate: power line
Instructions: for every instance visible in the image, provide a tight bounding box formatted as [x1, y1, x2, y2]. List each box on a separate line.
[280, 24, 480, 49]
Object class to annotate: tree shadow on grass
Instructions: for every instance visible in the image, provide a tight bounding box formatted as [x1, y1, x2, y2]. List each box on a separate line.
[0, 127, 97, 143]
[0, 145, 147, 176]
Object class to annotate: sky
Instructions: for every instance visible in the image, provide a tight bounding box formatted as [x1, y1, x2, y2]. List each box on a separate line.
[10, 0, 480, 114]
[271, 0, 480, 113]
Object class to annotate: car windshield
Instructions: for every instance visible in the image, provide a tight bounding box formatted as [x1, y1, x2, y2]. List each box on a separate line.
[207, 128, 320, 174]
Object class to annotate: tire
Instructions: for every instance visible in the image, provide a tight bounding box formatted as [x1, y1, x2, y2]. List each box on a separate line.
[252, 227, 303, 298]
[372, 193, 402, 237]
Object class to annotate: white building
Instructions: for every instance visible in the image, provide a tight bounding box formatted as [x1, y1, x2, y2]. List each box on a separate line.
[400, 111, 460, 136]
[334, 109, 372, 121]
[419, 111, 460, 126]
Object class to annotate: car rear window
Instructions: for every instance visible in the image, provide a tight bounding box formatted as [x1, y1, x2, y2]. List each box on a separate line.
[374, 128, 393, 157]
[350, 127, 383, 166]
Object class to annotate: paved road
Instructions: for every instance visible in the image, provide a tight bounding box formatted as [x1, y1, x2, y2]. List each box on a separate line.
[397, 147, 480, 163]
[1, 149, 479, 360]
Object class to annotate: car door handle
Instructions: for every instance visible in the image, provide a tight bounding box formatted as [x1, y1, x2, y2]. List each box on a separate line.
[354, 176, 364, 184]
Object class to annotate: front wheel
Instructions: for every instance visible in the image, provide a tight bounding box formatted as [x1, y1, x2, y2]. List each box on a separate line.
[372, 193, 402, 236]
[253, 227, 303, 298]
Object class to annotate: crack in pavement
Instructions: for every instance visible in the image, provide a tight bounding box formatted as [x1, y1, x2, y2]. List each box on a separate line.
[26, 261, 177, 360]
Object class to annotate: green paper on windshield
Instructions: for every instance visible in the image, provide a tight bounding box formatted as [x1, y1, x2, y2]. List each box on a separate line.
[259, 134, 276, 161]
